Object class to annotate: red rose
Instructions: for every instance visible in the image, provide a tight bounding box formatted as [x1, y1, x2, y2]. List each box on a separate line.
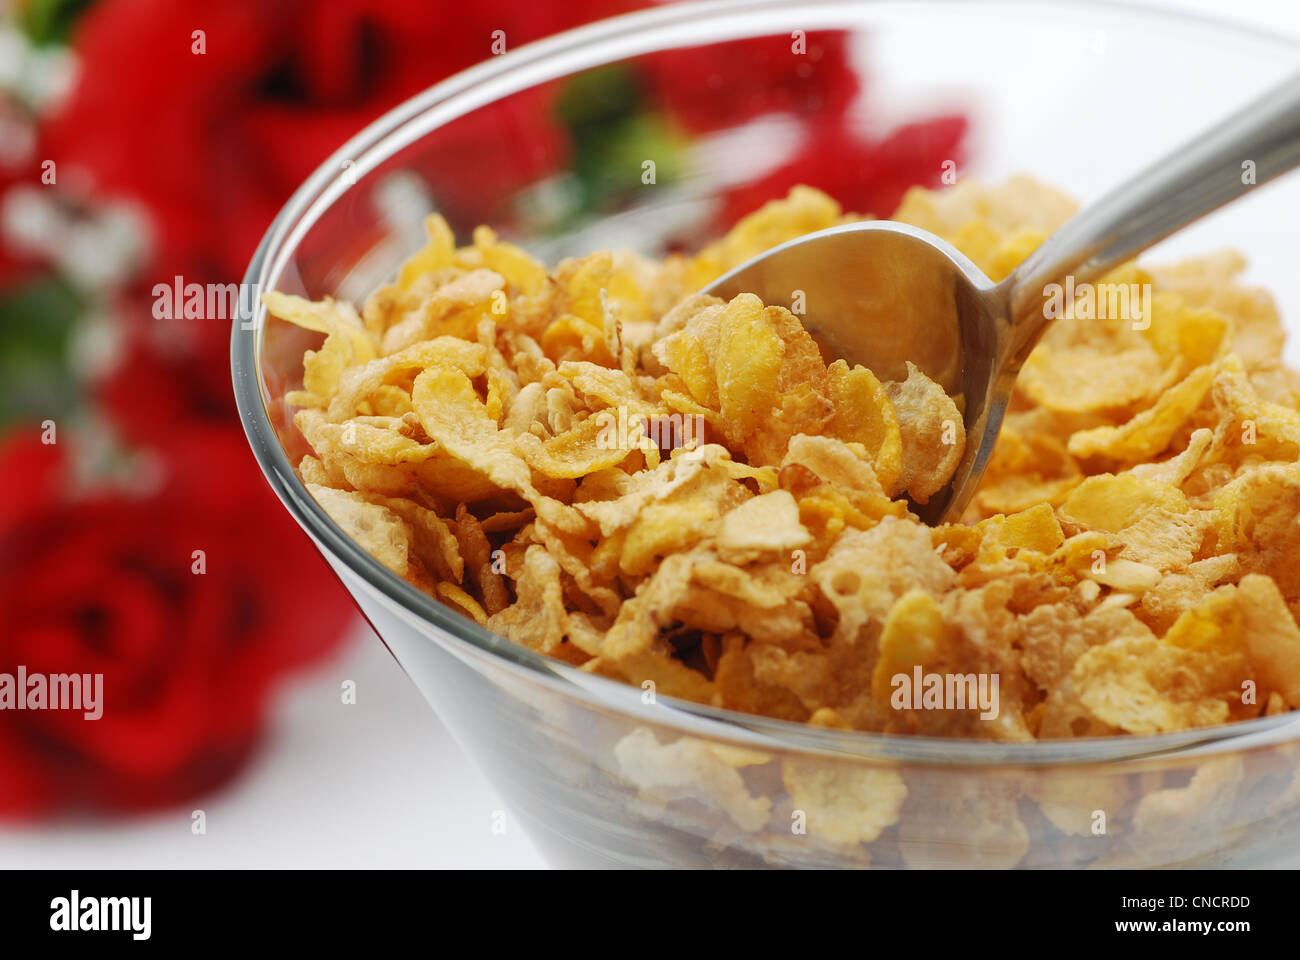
[0, 425, 353, 814]
[717, 113, 969, 226]
[0, 720, 51, 818]
[641, 30, 860, 134]
[94, 325, 238, 449]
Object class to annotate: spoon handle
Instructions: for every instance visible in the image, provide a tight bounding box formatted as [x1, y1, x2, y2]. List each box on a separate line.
[1002, 70, 1300, 359]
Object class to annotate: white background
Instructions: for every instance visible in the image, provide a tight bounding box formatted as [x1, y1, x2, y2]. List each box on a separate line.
[3, 0, 1300, 869]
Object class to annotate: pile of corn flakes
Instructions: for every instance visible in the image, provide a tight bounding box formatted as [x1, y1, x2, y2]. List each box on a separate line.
[269, 177, 1300, 741]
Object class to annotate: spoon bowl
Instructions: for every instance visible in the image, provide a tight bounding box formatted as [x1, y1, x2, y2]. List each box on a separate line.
[702, 221, 1011, 524]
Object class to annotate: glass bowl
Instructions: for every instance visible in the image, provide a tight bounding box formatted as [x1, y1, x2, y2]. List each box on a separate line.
[233, 0, 1300, 868]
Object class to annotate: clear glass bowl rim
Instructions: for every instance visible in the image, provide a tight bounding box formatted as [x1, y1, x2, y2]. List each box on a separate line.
[232, 0, 1300, 768]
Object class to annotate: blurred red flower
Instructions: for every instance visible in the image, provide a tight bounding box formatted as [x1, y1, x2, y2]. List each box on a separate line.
[717, 114, 969, 226]
[642, 30, 860, 134]
[0, 427, 353, 814]
[637, 26, 967, 231]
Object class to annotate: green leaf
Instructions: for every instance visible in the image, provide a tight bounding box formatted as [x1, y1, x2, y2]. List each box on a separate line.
[554, 64, 644, 134]
[20, 0, 98, 46]
[572, 112, 689, 210]
[0, 274, 82, 430]
[554, 65, 690, 215]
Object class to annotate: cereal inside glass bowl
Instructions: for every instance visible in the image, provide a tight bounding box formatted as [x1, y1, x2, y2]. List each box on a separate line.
[267, 176, 1300, 744]
[235, 0, 1300, 867]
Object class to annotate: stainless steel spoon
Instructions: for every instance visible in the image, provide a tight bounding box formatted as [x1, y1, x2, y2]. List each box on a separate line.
[703, 71, 1300, 524]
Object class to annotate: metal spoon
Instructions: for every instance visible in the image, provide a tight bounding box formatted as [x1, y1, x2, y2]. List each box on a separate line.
[702, 72, 1300, 524]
